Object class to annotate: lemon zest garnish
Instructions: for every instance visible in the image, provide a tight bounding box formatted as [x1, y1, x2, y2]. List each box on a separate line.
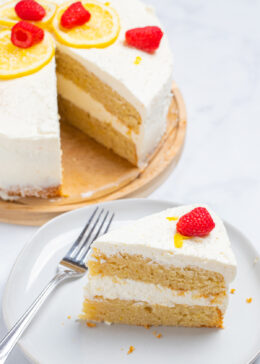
[174, 233, 189, 248]
[134, 56, 142, 65]
[166, 216, 178, 221]
[104, 1, 110, 5]
[230, 288, 236, 294]
[246, 297, 252, 303]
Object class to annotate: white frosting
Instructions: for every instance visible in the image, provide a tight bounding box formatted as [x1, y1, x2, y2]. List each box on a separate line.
[84, 275, 228, 312]
[91, 205, 237, 283]
[0, 59, 62, 198]
[55, 0, 173, 166]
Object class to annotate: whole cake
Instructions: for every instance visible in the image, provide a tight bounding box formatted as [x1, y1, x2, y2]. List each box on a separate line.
[0, 0, 173, 200]
[82, 205, 237, 327]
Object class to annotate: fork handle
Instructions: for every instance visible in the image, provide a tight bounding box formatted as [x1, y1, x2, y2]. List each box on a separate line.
[0, 271, 68, 363]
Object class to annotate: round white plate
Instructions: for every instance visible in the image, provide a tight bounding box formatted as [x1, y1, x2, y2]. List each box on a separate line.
[2, 199, 260, 364]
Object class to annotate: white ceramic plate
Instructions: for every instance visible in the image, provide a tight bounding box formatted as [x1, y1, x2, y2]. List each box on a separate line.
[2, 199, 260, 364]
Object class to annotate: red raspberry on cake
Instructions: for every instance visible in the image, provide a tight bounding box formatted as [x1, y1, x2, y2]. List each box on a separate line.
[125, 26, 163, 53]
[176, 207, 215, 237]
[15, 0, 46, 21]
[11, 21, 44, 49]
[60, 1, 91, 29]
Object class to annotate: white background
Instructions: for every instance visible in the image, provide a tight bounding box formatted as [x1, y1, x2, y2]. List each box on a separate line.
[0, 0, 259, 362]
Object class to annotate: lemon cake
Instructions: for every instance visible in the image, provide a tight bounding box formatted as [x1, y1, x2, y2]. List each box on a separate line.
[82, 205, 237, 328]
[0, 0, 173, 200]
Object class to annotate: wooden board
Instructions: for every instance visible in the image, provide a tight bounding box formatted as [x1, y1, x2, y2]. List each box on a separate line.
[0, 83, 187, 226]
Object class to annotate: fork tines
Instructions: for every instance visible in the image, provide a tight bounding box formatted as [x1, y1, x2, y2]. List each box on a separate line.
[64, 207, 114, 268]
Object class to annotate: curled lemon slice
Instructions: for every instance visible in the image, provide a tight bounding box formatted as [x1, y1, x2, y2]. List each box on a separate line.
[52, 0, 120, 48]
[0, 30, 55, 79]
[0, 0, 57, 28]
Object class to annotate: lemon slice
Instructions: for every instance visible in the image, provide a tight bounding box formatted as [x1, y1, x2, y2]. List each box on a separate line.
[0, 0, 57, 28]
[0, 30, 55, 79]
[52, 0, 120, 48]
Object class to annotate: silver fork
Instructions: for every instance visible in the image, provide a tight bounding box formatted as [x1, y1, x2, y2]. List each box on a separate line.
[0, 207, 114, 364]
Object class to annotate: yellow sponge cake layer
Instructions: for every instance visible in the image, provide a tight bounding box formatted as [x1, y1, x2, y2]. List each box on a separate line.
[82, 298, 223, 328]
[89, 250, 226, 295]
[58, 96, 138, 165]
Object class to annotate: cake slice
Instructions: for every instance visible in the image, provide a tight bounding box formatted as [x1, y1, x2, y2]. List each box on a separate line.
[82, 205, 237, 328]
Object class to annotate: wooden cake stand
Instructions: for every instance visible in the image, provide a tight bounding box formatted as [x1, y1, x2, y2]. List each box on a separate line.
[0, 82, 187, 226]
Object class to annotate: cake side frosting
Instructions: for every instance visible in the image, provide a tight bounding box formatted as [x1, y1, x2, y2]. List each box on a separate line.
[91, 205, 237, 283]
[0, 59, 62, 198]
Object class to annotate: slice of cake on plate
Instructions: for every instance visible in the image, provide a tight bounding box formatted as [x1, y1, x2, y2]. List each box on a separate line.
[82, 205, 237, 328]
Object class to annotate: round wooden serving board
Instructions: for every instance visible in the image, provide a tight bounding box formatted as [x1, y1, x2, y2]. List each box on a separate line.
[0, 83, 187, 226]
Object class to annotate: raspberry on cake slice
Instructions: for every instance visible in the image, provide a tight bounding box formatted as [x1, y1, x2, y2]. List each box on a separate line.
[81, 205, 237, 328]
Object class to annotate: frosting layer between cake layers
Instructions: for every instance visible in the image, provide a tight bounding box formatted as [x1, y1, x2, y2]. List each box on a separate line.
[84, 275, 228, 312]
[0, 59, 62, 199]
[55, 0, 173, 167]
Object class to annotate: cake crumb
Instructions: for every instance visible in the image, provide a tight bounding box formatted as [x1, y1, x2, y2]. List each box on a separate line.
[61, 322, 64, 326]
[230, 288, 236, 294]
[86, 322, 97, 328]
[253, 257, 259, 265]
[127, 346, 135, 355]
[67, 315, 71, 319]
[134, 56, 142, 65]
[144, 324, 151, 329]
[246, 297, 252, 303]
[152, 330, 162, 338]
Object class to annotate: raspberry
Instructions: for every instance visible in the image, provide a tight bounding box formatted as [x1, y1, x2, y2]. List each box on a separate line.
[176, 207, 215, 237]
[11, 21, 44, 48]
[125, 26, 163, 53]
[15, 0, 46, 21]
[60, 2, 91, 29]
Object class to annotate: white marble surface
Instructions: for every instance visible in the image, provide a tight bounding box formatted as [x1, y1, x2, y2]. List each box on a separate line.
[0, 0, 260, 363]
